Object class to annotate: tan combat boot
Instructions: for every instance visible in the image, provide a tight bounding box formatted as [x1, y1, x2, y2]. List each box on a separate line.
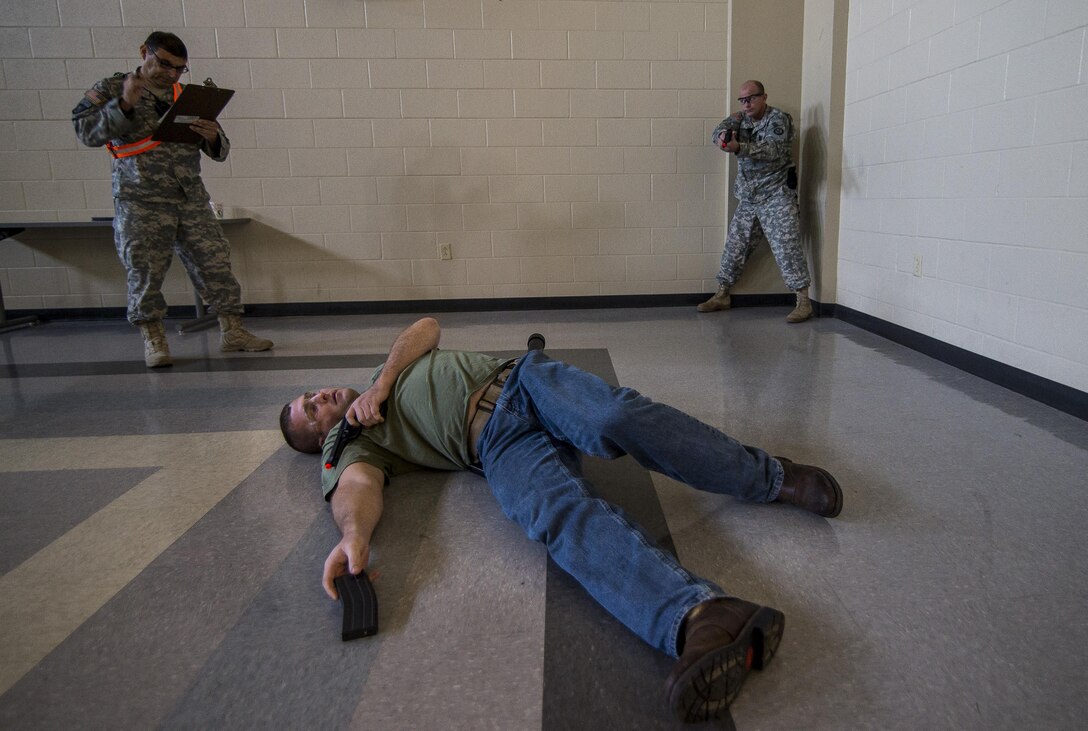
[786, 287, 812, 323]
[697, 284, 731, 312]
[218, 314, 274, 352]
[138, 320, 172, 368]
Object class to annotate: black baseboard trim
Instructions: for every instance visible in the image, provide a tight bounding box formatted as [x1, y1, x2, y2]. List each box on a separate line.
[833, 304, 1086, 422]
[5, 292, 795, 322]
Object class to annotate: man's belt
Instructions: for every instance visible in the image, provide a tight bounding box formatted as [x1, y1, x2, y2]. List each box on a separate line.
[468, 360, 516, 464]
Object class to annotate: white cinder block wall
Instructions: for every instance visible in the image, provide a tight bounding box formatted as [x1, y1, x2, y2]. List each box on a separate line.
[839, 0, 1088, 393]
[0, 0, 732, 308]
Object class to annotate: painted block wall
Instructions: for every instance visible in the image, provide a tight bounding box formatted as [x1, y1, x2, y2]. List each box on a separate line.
[839, 0, 1088, 392]
[0, 0, 737, 308]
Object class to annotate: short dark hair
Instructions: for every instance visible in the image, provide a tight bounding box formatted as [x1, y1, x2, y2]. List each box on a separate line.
[750, 80, 766, 94]
[145, 31, 188, 60]
[280, 401, 320, 454]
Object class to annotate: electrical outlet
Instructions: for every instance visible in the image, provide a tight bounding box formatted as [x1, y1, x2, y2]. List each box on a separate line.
[913, 255, 922, 277]
[439, 242, 452, 260]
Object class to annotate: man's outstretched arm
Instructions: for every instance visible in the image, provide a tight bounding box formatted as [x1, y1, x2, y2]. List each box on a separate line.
[323, 460, 385, 599]
[345, 317, 441, 427]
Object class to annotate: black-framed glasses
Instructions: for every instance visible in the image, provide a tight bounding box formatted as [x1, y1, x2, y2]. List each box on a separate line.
[301, 392, 320, 423]
[738, 93, 765, 104]
[147, 46, 189, 75]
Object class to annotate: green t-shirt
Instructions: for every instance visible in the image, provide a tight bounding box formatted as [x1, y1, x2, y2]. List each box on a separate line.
[320, 349, 511, 500]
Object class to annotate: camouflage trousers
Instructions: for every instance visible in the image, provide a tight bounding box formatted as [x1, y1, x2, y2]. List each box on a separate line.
[716, 191, 810, 291]
[113, 198, 243, 324]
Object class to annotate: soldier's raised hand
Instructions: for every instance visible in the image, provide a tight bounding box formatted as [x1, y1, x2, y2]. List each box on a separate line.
[120, 71, 145, 111]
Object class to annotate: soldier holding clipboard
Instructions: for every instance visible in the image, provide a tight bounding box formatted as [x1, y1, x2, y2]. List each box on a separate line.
[72, 31, 271, 368]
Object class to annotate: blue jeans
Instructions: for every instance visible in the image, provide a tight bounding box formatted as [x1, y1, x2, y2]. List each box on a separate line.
[476, 351, 784, 657]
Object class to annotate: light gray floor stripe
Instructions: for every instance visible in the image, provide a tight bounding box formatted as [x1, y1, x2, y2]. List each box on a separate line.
[0, 448, 317, 729]
[0, 431, 284, 696]
[0, 468, 157, 574]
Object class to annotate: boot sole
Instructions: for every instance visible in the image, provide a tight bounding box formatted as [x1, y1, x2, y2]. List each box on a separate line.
[667, 606, 785, 723]
[220, 341, 274, 353]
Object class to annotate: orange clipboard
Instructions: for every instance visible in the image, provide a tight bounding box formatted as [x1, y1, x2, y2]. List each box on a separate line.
[151, 83, 234, 144]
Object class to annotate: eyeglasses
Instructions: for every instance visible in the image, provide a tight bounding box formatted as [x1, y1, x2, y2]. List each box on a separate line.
[738, 93, 765, 104]
[147, 46, 189, 75]
[301, 392, 320, 424]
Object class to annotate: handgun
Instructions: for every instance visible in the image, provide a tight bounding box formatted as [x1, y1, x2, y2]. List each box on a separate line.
[324, 417, 362, 470]
[324, 402, 387, 470]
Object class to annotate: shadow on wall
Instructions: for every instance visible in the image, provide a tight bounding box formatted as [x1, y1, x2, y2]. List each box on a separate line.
[226, 219, 359, 302]
[800, 104, 827, 289]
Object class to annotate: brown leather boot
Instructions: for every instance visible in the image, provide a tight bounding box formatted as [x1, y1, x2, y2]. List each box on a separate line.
[775, 457, 843, 517]
[664, 598, 785, 723]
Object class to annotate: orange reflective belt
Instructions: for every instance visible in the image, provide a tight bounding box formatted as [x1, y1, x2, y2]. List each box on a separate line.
[106, 83, 182, 159]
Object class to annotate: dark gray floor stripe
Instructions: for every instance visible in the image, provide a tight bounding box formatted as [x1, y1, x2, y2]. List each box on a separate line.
[159, 470, 450, 728]
[0, 348, 550, 379]
[0, 354, 388, 379]
[543, 456, 688, 730]
[159, 517, 380, 729]
[0, 449, 319, 729]
[540, 350, 716, 730]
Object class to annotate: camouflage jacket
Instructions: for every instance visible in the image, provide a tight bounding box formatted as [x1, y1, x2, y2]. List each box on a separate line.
[712, 105, 794, 203]
[72, 72, 230, 204]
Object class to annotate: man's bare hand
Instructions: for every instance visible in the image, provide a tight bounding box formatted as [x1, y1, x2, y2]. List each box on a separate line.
[723, 138, 740, 153]
[189, 118, 220, 143]
[345, 384, 390, 428]
[322, 532, 371, 600]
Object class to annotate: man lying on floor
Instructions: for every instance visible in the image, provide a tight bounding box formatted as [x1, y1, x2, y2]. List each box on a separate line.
[278, 317, 843, 723]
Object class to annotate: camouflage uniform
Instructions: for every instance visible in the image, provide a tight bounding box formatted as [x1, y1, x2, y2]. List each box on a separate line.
[712, 106, 810, 291]
[72, 72, 242, 324]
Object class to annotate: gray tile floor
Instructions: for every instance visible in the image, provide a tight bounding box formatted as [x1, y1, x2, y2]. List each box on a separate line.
[1, 306, 1086, 730]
